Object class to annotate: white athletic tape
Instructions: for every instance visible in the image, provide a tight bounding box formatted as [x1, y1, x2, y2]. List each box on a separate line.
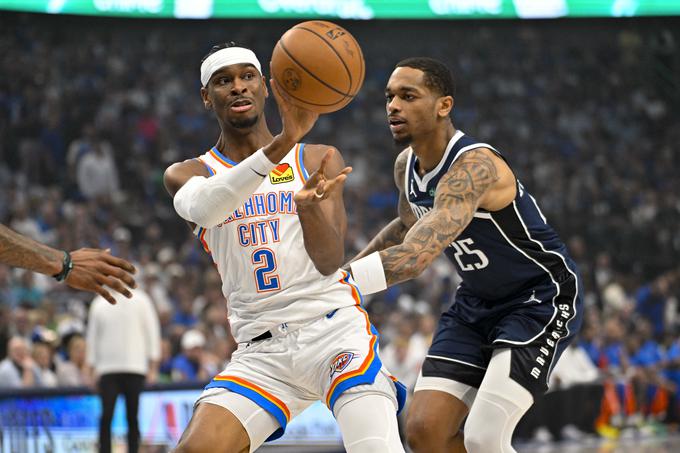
[350, 251, 388, 295]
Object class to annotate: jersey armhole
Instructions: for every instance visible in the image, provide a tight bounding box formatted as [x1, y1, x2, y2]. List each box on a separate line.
[294, 143, 309, 183]
[195, 157, 215, 176]
[403, 149, 414, 200]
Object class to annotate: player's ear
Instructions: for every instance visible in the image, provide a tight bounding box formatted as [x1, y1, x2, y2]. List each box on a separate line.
[262, 75, 269, 98]
[200, 86, 213, 110]
[437, 96, 454, 118]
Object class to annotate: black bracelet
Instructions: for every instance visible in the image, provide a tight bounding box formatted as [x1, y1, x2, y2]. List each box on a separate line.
[52, 251, 74, 282]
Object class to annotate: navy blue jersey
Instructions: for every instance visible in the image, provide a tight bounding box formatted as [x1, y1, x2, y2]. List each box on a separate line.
[405, 130, 575, 301]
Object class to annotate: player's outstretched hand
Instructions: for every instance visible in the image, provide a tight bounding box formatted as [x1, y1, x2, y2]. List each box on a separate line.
[269, 74, 319, 144]
[295, 148, 352, 206]
[65, 248, 137, 304]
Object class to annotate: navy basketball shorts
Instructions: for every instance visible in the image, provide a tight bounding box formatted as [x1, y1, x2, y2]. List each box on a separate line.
[422, 270, 583, 397]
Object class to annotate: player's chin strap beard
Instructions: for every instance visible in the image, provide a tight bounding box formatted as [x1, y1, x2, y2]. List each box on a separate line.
[393, 135, 412, 147]
[229, 115, 259, 129]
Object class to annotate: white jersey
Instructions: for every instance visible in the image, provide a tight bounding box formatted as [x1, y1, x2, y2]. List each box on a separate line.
[194, 144, 360, 343]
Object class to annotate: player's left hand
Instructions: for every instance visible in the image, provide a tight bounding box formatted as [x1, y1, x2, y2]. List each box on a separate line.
[294, 148, 351, 206]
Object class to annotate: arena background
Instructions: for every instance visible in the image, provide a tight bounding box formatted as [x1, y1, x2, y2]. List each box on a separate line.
[1, 1, 679, 452]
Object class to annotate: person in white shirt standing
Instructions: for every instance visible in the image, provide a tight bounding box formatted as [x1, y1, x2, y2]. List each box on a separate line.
[86, 287, 161, 453]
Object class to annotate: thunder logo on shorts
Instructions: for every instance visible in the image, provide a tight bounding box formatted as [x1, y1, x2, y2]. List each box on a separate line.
[329, 352, 357, 378]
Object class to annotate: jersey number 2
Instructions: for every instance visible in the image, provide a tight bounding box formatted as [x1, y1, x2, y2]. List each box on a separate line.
[451, 238, 489, 271]
[251, 248, 281, 292]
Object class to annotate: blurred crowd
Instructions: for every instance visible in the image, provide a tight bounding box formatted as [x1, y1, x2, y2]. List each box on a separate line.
[1, 12, 679, 438]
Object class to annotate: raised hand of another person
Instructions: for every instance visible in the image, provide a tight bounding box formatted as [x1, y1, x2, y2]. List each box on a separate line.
[294, 148, 352, 206]
[65, 248, 137, 304]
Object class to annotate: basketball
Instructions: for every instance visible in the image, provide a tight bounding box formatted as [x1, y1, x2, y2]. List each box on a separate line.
[271, 20, 365, 114]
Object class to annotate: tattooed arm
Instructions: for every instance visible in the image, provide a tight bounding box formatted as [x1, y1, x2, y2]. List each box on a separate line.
[0, 224, 136, 304]
[347, 149, 418, 265]
[0, 224, 64, 276]
[378, 148, 515, 287]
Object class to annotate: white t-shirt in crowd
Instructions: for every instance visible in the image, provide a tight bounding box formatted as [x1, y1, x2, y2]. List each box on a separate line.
[86, 288, 161, 376]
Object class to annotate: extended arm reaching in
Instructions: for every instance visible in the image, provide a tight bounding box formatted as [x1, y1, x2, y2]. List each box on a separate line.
[350, 148, 515, 294]
[0, 224, 136, 304]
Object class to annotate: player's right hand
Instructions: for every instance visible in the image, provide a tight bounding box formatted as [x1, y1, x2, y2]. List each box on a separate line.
[65, 248, 137, 304]
[269, 75, 319, 144]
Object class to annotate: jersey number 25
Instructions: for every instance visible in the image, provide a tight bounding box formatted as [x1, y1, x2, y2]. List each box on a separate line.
[451, 238, 489, 271]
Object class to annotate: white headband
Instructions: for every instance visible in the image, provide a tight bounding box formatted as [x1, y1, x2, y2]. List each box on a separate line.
[200, 47, 263, 87]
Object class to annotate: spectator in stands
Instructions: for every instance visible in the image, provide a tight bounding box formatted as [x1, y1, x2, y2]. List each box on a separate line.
[636, 270, 680, 339]
[74, 127, 120, 202]
[629, 319, 669, 429]
[0, 336, 41, 388]
[32, 340, 58, 388]
[381, 335, 420, 391]
[171, 329, 210, 382]
[158, 337, 175, 383]
[8, 305, 33, 343]
[663, 331, 680, 424]
[56, 333, 92, 387]
[172, 285, 198, 328]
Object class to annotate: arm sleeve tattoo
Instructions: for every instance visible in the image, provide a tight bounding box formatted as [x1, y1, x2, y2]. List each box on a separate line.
[379, 148, 499, 286]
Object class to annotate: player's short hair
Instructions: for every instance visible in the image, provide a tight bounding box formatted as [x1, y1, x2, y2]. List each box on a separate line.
[201, 42, 252, 64]
[395, 57, 455, 98]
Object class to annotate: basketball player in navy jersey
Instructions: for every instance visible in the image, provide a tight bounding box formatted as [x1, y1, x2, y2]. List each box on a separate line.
[346, 57, 583, 452]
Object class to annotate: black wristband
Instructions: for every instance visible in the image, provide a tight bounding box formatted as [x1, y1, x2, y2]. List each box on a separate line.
[52, 251, 74, 282]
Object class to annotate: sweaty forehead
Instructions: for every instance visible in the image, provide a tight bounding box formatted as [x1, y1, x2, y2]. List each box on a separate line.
[386, 67, 427, 92]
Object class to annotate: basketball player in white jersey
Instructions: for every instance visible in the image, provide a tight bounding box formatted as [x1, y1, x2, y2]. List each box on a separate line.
[164, 43, 406, 453]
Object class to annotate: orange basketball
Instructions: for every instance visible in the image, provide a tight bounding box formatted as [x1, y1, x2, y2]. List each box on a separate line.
[271, 21, 365, 114]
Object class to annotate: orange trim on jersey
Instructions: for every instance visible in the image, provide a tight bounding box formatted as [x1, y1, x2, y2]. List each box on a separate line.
[209, 149, 234, 168]
[293, 143, 307, 183]
[198, 228, 211, 254]
[213, 375, 291, 421]
[338, 270, 362, 306]
[326, 330, 377, 407]
[326, 271, 376, 407]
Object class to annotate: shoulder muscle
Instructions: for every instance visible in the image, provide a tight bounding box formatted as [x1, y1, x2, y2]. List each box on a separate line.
[393, 148, 410, 189]
[303, 143, 345, 177]
[436, 147, 508, 210]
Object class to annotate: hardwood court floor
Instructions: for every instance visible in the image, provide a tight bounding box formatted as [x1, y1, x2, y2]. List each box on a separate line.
[519, 434, 680, 453]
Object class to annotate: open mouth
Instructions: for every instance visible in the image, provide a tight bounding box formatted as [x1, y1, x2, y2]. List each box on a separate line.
[230, 99, 253, 112]
[388, 117, 406, 132]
